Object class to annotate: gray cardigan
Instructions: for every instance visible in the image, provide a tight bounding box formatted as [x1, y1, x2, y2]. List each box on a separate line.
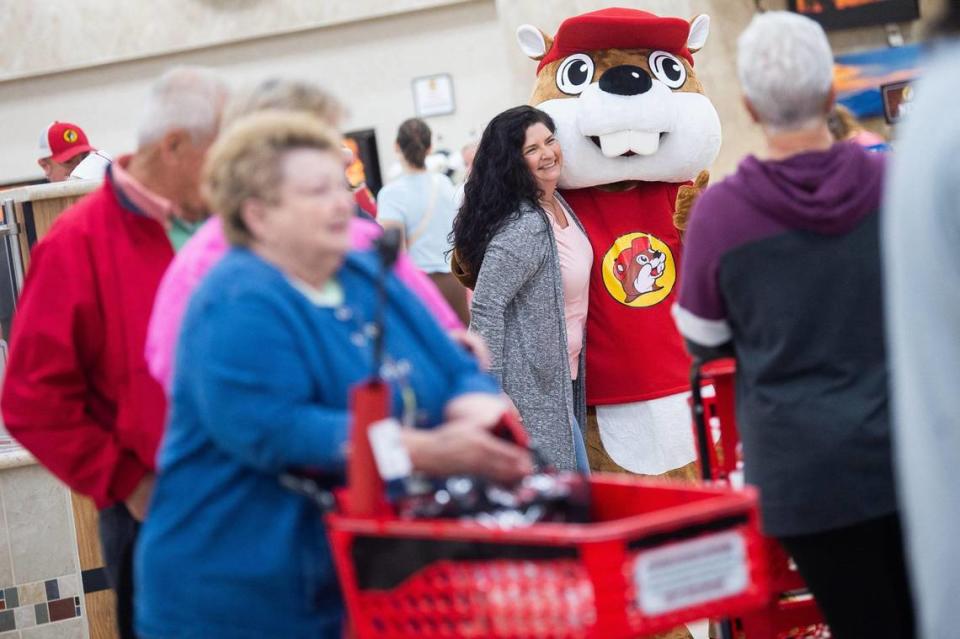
[469, 198, 586, 471]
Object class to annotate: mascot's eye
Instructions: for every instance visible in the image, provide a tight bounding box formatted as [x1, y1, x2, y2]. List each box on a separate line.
[556, 54, 595, 95]
[638, 255, 648, 264]
[649, 51, 687, 89]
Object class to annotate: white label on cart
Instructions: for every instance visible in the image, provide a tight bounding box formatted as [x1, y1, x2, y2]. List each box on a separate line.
[634, 530, 748, 615]
[368, 418, 413, 480]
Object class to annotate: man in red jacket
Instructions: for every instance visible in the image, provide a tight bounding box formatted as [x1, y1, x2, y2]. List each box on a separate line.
[1, 66, 227, 639]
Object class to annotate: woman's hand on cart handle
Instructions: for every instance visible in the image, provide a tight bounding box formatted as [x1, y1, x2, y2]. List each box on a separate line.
[401, 418, 534, 484]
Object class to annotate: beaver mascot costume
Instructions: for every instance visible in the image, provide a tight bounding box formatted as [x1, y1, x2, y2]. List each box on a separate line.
[516, 9, 721, 491]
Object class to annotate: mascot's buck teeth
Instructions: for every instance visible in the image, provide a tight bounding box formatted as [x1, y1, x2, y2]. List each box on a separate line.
[597, 130, 663, 158]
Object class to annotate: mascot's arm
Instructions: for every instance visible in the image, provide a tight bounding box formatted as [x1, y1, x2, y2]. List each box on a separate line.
[450, 249, 476, 290]
[674, 170, 710, 235]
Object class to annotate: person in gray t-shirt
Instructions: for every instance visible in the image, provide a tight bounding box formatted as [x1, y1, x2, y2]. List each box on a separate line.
[378, 118, 467, 323]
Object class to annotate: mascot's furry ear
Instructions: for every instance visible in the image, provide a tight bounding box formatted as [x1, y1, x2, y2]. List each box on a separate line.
[687, 14, 711, 54]
[516, 24, 553, 61]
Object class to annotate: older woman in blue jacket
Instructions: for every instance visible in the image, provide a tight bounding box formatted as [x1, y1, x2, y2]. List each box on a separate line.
[134, 112, 531, 639]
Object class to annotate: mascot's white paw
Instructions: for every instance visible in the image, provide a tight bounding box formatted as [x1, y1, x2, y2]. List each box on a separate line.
[687, 620, 709, 639]
[596, 392, 697, 474]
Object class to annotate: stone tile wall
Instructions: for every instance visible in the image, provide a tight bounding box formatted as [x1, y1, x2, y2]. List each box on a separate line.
[0, 465, 87, 639]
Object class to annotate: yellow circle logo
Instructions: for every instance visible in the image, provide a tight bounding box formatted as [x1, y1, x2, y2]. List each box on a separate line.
[63, 129, 79, 143]
[602, 232, 676, 307]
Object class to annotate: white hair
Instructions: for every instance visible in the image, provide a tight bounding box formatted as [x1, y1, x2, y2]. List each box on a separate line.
[136, 66, 228, 148]
[737, 11, 834, 132]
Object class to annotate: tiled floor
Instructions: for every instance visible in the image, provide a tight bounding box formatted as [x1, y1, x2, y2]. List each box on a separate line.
[0, 616, 85, 639]
[0, 464, 86, 638]
[0, 577, 83, 634]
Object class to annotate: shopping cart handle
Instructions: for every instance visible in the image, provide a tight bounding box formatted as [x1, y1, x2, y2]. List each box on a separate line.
[492, 410, 530, 449]
[491, 410, 556, 472]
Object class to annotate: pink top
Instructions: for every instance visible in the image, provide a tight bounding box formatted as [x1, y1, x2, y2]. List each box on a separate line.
[548, 211, 593, 380]
[145, 216, 463, 391]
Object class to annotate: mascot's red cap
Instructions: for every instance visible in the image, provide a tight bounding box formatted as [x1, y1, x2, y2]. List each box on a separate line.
[537, 8, 693, 73]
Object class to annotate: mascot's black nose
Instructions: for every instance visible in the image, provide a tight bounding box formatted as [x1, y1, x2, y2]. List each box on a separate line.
[599, 65, 653, 96]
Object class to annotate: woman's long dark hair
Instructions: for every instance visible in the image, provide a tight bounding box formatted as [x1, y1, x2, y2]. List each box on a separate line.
[451, 105, 556, 277]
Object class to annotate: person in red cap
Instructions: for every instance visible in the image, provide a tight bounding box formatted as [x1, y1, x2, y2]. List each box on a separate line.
[37, 121, 96, 182]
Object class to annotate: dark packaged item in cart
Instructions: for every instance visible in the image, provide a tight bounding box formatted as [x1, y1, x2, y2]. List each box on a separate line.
[396, 472, 591, 527]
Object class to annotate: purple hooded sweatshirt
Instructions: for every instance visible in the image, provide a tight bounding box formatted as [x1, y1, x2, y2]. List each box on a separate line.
[673, 142, 895, 537]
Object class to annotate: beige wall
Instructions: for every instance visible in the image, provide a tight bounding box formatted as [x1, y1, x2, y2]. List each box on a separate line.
[0, 0, 946, 185]
[0, 0, 520, 185]
[0, 0, 475, 82]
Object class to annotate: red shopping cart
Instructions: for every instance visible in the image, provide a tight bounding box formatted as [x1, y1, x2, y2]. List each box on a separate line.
[321, 378, 774, 639]
[313, 229, 775, 638]
[690, 359, 829, 639]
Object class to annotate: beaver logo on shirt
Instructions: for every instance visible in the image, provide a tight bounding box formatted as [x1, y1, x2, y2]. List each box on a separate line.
[602, 232, 675, 307]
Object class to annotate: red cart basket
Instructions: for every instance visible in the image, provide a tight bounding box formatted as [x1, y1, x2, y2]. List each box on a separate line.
[327, 476, 773, 639]
[324, 381, 774, 639]
[691, 359, 829, 639]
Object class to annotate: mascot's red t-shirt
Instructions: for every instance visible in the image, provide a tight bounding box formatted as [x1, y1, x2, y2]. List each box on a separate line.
[561, 184, 691, 405]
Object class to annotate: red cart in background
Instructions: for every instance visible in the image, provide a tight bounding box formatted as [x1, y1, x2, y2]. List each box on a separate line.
[690, 359, 830, 639]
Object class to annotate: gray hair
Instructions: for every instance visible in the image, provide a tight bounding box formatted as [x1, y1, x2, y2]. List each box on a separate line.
[737, 12, 834, 132]
[222, 77, 345, 128]
[136, 66, 228, 148]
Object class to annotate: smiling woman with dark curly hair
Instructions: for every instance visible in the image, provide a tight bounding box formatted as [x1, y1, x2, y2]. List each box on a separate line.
[451, 105, 592, 473]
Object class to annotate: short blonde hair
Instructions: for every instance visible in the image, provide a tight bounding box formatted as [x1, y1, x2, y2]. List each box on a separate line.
[203, 110, 341, 246]
[222, 78, 345, 128]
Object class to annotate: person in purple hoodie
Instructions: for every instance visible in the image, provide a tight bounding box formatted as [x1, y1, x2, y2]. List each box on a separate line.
[673, 12, 914, 639]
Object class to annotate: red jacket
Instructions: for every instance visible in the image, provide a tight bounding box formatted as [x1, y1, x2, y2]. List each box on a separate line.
[1, 172, 173, 508]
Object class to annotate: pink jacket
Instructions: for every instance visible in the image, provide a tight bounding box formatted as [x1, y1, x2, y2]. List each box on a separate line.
[145, 216, 462, 391]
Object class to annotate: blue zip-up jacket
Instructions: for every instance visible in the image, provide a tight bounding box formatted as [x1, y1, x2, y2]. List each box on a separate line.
[135, 247, 498, 639]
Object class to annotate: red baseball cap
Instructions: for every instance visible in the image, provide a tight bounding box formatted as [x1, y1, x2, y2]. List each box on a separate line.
[537, 8, 693, 73]
[38, 121, 95, 163]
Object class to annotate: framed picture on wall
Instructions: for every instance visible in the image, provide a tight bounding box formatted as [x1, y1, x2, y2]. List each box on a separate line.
[788, 0, 920, 30]
[412, 73, 456, 118]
